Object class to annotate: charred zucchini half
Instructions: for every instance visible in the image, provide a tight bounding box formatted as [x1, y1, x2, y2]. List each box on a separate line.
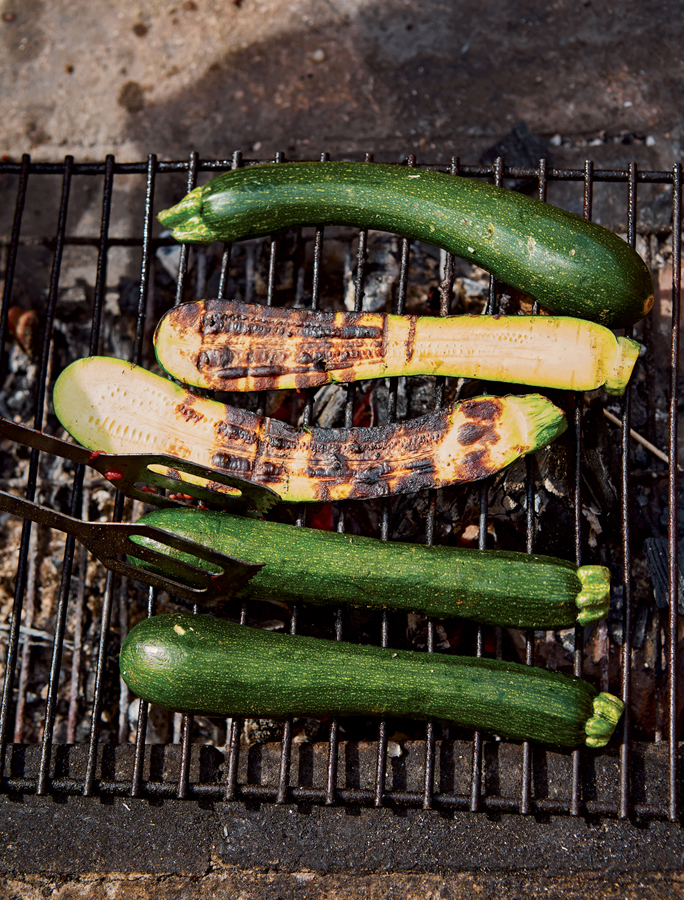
[154, 300, 640, 396]
[53, 357, 567, 503]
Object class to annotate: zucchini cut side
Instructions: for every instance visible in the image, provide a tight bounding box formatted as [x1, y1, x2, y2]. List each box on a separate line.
[119, 614, 624, 749]
[129, 507, 611, 629]
[52, 356, 568, 503]
[154, 301, 641, 397]
[157, 161, 654, 329]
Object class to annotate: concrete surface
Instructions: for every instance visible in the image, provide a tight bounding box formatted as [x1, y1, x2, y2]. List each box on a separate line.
[1, 742, 683, 894]
[1, 0, 684, 169]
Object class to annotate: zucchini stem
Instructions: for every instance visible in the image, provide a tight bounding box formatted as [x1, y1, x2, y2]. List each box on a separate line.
[575, 566, 611, 625]
[585, 693, 625, 748]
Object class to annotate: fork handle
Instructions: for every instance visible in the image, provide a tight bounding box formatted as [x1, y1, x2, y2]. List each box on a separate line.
[0, 489, 90, 540]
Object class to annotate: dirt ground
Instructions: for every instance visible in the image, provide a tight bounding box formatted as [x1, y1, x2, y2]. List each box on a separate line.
[3, 869, 684, 900]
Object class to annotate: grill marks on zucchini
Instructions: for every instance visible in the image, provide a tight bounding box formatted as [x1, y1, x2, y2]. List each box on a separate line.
[52, 357, 567, 503]
[119, 614, 624, 749]
[154, 299, 641, 396]
[157, 160, 654, 329]
[129, 507, 611, 629]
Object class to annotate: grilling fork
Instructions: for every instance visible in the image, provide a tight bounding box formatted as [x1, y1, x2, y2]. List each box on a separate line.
[0, 488, 264, 607]
[0, 417, 279, 606]
[0, 417, 280, 515]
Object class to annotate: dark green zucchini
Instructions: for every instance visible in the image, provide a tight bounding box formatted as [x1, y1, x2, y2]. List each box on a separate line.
[129, 507, 610, 629]
[52, 356, 567, 503]
[119, 614, 624, 748]
[157, 161, 654, 329]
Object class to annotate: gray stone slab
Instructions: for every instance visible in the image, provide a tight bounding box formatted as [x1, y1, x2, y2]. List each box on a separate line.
[1, 0, 683, 186]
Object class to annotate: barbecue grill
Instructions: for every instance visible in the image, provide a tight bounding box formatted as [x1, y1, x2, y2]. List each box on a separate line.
[0, 151, 682, 877]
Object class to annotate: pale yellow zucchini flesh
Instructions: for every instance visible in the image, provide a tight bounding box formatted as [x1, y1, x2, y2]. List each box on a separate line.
[53, 357, 567, 503]
[154, 300, 640, 396]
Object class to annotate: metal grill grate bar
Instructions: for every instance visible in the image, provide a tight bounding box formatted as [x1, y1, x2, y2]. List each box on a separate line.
[0, 153, 31, 779]
[38, 153, 116, 795]
[668, 162, 682, 821]
[1, 157, 73, 789]
[173, 151, 202, 802]
[617, 163, 638, 818]
[2, 157, 683, 185]
[84, 152, 160, 795]
[129, 154, 162, 799]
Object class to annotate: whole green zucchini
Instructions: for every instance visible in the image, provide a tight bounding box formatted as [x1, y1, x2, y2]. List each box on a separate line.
[119, 614, 624, 748]
[129, 507, 610, 629]
[52, 356, 567, 503]
[157, 161, 654, 329]
[154, 300, 640, 396]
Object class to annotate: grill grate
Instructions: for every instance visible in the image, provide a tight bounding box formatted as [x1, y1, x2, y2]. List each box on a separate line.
[0, 152, 680, 823]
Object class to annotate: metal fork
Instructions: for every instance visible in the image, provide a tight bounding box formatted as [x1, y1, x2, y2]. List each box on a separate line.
[0, 489, 263, 608]
[0, 417, 279, 515]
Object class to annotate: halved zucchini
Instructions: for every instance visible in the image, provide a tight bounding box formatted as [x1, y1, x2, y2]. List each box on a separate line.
[154, 300, 640, 396]
[52, 356, 567, 503]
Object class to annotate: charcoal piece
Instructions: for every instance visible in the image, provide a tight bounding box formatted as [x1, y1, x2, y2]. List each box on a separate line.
[394, 375, 409, 420]
[385, 483, 464, 544]
[643, 537, 684, 614]
[343, 233, 402, 313]
[608, 583, 624, 645]
[57, 282, 90, 316]
[406, 614, 450, 652]
[479, 121, 551, 192]
[628, 386, 649, 431]
[53, 319, 92, 369]
[406, 375, 438, 419]
[242, 718, 284, 745]
[116, 277, 143, 316]
[582, 400, 620, 513]
[632, 601, 650, 650]
[98, 311, 137, 366]
[534, 492, 576, 559]
[369, 379, 390, 426]
[2, 345, 39, 420]
[562, 628, 582, 655]
[535, 431, 573, 499]
[501, 456, 527, 495]
[0, 394, 13, 421]
[302, 718, 322, 741]
[308, 383, 347, 428]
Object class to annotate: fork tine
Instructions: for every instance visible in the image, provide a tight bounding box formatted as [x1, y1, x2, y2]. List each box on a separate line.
[93, 553, 247, 608]
[0, 417, 280, 514]
[88, 453, 280, 514]
[90, 554, 219, 607]
[75, 521, 263, 608]
[106, 523, 263, 606]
